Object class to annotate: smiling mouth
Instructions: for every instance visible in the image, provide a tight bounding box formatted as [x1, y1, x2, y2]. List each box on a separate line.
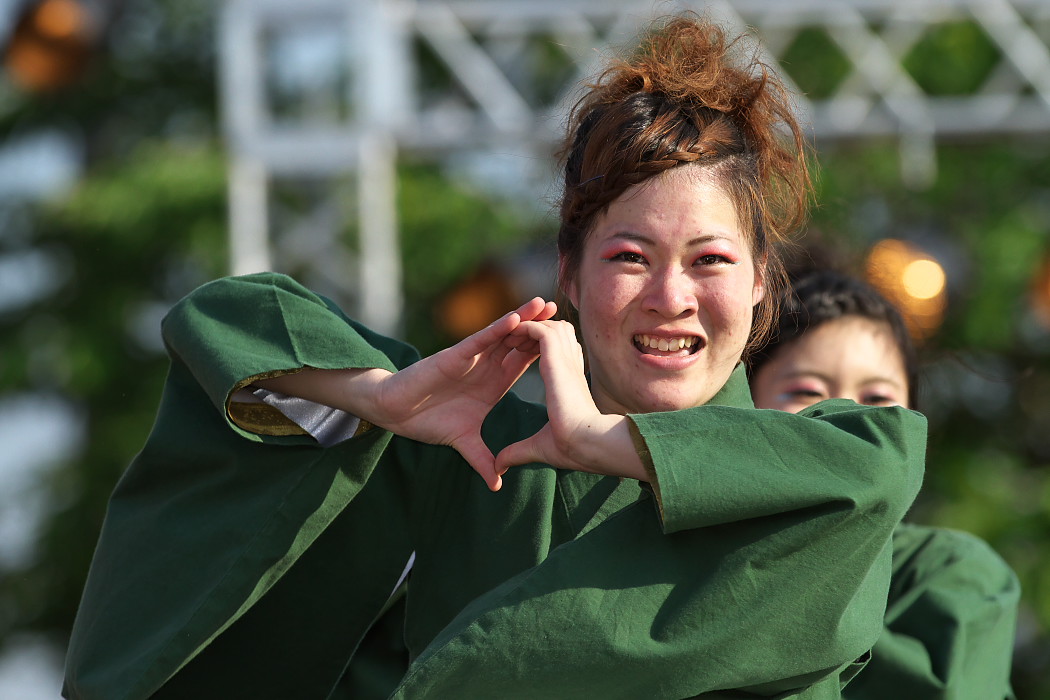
[633, 334, 702, 356]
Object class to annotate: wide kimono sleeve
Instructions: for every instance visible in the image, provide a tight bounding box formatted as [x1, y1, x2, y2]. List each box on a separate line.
[843, 524, 1020, 700]
[63, 273, 421, 700]
[388, 398, 926, 699]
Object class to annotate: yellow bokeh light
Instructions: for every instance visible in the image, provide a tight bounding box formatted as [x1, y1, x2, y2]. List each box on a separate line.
[901, 258, 946, 300]
[864, 238, 947, 341]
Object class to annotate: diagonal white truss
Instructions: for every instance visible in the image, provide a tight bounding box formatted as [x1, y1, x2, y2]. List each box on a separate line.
[220, 0, 1050, 335]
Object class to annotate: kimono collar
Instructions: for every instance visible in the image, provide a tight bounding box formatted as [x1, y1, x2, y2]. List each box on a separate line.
[703, 363, 755, 410]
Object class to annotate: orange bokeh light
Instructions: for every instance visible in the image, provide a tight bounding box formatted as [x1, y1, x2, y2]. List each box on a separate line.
[36, 0, 86, 41]
[865, 239, 947, 341]
[3, 0, 93, 91]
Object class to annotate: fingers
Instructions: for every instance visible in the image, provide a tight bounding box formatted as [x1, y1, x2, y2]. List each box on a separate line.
[494, 435, 539, 476]
[488, 300, 558, 360]
[457, 299, 555, 358]
[500, 346, 539, 380]
[455, 319, 515, 361]
[515, 298, 557, 323]
[509, 319, 579, 354]
[456, 436, 502, 492]
[502, 332, 541, 357]
[535, 300, 558, 322]
[500, 321, 585, 397]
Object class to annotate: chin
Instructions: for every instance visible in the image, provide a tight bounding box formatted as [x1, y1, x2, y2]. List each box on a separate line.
[631, 387, 708, 414]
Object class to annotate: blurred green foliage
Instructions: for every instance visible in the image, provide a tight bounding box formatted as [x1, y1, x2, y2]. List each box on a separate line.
[903, 20, 1000, 96]
[0, 0, 227, 654]
[1, 3, 1049, 698]
[397, 161, 550, 355]
[779, 27, 850, 99]
[0, 142, 229, 645]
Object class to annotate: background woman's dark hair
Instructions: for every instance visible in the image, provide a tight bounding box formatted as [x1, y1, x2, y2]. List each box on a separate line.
[555, 13, 813, 356]
[747, 269, 920, 408]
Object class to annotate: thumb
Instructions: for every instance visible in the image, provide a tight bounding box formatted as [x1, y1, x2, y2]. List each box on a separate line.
[455, 435, 502, 492]
[495, 430, 546, 475]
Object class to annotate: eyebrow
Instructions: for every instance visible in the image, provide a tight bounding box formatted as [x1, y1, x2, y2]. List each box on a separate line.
[607, 231, 736, 246]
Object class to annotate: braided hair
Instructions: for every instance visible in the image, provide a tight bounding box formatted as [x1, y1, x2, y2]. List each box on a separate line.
[556, 14, 812, 354]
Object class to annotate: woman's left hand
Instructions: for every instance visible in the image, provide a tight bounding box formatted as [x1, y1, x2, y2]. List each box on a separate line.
[494, 320, 647, 481]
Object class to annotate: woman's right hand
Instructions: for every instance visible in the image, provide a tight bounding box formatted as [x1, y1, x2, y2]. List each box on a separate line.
[493, 319, 647, 482]
[365, 297, 557, 490]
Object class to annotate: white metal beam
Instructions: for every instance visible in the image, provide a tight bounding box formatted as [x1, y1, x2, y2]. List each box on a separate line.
[219, 0, 1050, 331]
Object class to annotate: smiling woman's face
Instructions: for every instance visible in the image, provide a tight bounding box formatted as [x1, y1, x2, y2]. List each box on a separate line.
[566, 167, 764, 415]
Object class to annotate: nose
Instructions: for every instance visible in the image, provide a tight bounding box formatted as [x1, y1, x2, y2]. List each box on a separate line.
[642, 266, 699, 318]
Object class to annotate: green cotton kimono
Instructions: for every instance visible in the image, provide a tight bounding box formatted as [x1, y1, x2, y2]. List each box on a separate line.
[63, 272, 927, 700]
[843, 523, 1020, 700]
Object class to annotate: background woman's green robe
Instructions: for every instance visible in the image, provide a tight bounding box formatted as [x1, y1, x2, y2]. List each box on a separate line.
[62, 273, 927, 699]
[844, 523, 1020, 700]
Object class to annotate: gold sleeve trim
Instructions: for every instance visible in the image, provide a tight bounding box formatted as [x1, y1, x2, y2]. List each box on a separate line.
[226, 367, 376, 440]
[228, 401, 310, 436]
[627, 417, 664, 522]
[227, 368, 305, 436]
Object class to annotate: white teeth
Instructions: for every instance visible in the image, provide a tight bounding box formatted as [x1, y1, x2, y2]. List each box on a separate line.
[634, 335, 697, 351]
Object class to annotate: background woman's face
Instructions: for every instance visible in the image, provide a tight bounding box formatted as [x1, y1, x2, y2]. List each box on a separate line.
[567, 168, 763, 414]
[750, 315, 910, 413]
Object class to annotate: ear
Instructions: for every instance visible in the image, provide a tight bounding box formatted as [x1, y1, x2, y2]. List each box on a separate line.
[559, 255, 580, 309]
[751, 261, 766, 306]
[567, 279, 580, 309]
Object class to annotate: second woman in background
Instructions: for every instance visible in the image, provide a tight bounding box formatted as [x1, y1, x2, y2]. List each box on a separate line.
[749, 269, 1021, 700]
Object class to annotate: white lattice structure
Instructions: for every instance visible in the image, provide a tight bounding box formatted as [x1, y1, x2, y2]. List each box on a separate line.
[219, 0, 1050, 334]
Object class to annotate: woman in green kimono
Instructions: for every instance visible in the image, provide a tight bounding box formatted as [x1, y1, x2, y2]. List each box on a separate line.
[63, 15, 927, 700]
[748, 269, 1021, 699]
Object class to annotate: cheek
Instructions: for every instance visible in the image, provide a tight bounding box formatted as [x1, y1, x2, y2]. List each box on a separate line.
[579, 273, 639, 330]
[706, 283, 755, 336]
[751, 380, 780, 411]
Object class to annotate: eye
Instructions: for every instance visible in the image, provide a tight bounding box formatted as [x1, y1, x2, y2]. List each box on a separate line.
[862, 394, 899, 407]
[607, 251, 647, 265]
[695, 253, 733, 266]
[777, 387, 826, 409]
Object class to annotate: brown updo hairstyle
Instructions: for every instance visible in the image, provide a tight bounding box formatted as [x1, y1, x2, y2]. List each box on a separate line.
[557, 13, 813, 355]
